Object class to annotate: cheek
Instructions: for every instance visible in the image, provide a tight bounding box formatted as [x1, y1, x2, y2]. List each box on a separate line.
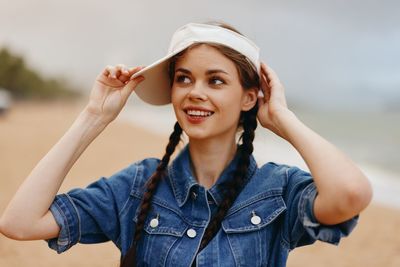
[171, 87, 186, 119]
[217, 98, 243, 125]
[219, 91, 244, 113]
[171, 86, 181, 106]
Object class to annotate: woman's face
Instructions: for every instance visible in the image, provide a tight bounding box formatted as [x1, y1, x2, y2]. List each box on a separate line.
[171, 44, 257, 142]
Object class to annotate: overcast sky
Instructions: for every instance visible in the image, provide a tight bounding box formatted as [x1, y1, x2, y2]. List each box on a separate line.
[1, 0, 399, 111]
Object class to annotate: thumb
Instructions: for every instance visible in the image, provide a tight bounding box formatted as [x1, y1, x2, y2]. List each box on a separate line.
[257, 96, 265, 108]
[257, 97, 268, 118]
[121, 76, 145, 100]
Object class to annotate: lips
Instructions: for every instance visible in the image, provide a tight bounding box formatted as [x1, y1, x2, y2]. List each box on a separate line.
[186, 109, 213, 117]
[183, 106, 214, 123]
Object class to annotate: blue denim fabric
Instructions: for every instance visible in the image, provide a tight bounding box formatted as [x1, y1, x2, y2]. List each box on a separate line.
[47, 145, 358, 266]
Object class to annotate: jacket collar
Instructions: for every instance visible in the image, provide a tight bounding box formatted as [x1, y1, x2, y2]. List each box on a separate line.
[168, 144, 257, 207]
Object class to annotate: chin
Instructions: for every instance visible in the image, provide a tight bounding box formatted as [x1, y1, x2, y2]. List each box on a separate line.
[181, 126, 211, 140]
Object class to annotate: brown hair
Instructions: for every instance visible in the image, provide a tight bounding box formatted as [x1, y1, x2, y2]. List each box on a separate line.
[120, 22, 259, 267]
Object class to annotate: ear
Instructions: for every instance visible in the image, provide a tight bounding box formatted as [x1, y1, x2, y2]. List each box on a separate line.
[241, 87, 258, 111]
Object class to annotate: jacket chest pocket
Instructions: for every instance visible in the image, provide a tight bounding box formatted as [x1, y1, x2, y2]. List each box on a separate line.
[221, 191, 286, 266]
[134, 202, 188, 267]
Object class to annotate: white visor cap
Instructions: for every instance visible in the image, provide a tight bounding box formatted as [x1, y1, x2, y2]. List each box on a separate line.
[132, 23, 260, 105]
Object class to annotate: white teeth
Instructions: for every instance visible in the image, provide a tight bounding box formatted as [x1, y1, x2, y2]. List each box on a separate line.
[187, 110, 213, 117]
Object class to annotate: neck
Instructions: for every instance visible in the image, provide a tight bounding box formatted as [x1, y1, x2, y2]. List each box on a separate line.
[188, 136, 237, 189]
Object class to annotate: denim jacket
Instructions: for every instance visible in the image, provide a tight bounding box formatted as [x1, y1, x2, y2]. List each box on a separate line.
[47, 145, 358, 266]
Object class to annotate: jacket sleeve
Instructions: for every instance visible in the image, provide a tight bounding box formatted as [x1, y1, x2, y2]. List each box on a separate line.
[283, 166, 359, 249]
[45, 162, 142, 254]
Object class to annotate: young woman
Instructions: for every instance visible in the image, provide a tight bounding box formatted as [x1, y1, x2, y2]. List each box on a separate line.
[0, 22, 372, 266]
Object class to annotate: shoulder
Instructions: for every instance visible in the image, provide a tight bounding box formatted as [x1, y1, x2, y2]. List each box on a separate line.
[100, 157, 160, 194]
[256, 162, 310, 183]
[130, 157, 161, 179]
[125, 157, 160, 182]
[248, 162, 313, 196]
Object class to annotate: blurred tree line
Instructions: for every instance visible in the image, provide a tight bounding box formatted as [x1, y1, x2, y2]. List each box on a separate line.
[0, 47, 80, 99]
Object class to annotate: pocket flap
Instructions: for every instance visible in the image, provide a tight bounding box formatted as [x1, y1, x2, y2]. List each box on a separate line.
[222, 191, 286, 233]
[142, 203, 188, 237]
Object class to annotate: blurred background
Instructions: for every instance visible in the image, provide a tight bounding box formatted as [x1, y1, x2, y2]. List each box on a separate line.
[0, 0, 399, 266]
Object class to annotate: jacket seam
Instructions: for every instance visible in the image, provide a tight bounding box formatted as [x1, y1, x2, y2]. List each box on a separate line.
[65, 193, 82, 243]
[281, 167, 291, 246]
[52, 197, 72, 249]
[118, 164, 140, 217]
[130, 190, 207, 227]
[226, 189, 283, 217]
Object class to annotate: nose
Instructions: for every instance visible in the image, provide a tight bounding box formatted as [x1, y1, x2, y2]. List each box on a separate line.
[188, 82, 207, 101]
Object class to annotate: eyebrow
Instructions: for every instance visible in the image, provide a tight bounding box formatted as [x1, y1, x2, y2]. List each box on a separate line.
[175, 68, 229, 75]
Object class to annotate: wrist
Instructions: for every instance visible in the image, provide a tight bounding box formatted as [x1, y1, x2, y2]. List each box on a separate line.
[272, 109, 299, 141]
[77, 107, 110, 133]
[82, 104, 114, 126]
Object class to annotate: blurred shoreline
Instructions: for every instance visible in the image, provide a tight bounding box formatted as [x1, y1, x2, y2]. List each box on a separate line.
[1, 100, 399, 266]
[121, 96, 400, 210]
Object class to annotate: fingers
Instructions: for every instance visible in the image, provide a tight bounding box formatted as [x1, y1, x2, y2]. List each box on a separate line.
[260, 63, 271, 84]
[107, 64, 128, 82]
[260, 62, 288, 108]
[103, 65, 123, 78]
[102, 64, 144, 84]
[121, 75, 145, 99]
[261, 62, 283, 90]
[259, 65, 271, 102]
[257, 96, 265, 108]
[103, 64, 134, 78]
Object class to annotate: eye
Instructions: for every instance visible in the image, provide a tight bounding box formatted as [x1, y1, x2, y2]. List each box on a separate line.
[209, 76, 225, 85]
[175, 75, 191, 84]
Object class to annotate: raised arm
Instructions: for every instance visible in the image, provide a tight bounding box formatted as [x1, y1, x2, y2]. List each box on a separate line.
[257, 63, 373, 225]
[0, 65, 144, 240]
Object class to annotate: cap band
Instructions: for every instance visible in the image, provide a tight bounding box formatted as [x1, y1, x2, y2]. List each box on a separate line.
[168, 23, 260, 72]
[132, 23, 261, 105]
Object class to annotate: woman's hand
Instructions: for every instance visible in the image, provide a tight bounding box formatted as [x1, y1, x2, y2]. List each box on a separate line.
[257, 62, 292, 139]
[257, 64, 372, 225]
[85, 64, 145, 124]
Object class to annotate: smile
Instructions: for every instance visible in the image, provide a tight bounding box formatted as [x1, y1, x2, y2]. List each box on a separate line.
[183, 107, 215, 124]
[186, 109, 214, 117]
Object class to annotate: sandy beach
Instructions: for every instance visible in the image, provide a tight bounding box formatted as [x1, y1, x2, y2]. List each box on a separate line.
[0, 100, 399, 267]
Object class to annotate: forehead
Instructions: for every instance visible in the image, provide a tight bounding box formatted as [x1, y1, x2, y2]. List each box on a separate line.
[174, 44, 237, 73]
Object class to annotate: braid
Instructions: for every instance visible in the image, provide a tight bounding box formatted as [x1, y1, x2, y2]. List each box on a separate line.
[120, 122, 182, 267]
[198, 105, 258, 251]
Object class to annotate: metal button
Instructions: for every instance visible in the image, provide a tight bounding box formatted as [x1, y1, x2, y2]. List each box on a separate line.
[191, 192, 198, 200]
[150, 214, 159, 228]
[187, 228, 197, 238]
[251, 211, 261, 225]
